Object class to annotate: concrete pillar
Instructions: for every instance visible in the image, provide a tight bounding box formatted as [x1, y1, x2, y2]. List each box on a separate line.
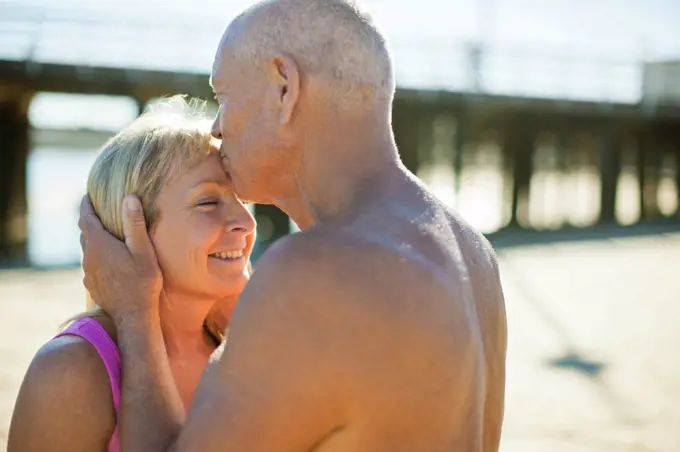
[505, 125, 534, 228]
[554, 133, 571, 228]
[662, 130, 680, 218]
[676, 148, 680, 217]
[636, 138, 646, 220]
[453, 115, 467, 196]
[637, 137, 662, 220]
[136, 98, 146, 116]
[417, 113, 436, 170]
[392, 102, 423, 175]
[0, 91, 32, 264]
[598, 132, 622, 224]
[251, 204, 290, 262]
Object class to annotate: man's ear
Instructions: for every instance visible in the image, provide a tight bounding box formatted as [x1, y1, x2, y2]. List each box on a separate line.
[270, 54, 300, 125]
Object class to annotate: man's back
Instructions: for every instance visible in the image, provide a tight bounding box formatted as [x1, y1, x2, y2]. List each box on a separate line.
[290, 176, 507, 451]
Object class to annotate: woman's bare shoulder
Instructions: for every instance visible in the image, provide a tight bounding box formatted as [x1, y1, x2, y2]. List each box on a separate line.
[34, 332, 113, 383]
[8, 333, 116, 452]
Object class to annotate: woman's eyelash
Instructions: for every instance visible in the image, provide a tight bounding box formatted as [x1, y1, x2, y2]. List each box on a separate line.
[197, 200, 218, 206]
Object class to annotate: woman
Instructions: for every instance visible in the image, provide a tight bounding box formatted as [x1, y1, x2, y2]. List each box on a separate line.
[8, 96, 256, 452]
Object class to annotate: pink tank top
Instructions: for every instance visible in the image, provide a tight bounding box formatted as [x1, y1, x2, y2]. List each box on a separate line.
[54, 317, 121, 452]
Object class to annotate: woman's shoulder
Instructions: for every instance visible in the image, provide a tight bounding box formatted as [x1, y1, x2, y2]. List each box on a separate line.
[28, 328, 114, 401]
[8, 326, 116, 451]
[85, 312, 118, 341]
[62, 311, 118, 343]
[21, 314, 120, 410]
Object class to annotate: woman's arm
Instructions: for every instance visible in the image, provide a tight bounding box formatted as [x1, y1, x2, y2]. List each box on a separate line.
[8, 335, 117, 452]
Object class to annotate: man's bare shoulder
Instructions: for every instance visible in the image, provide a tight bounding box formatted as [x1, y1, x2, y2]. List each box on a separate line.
[190, 226, 488, 451]
[251, 227, 430, 299]
[180, 230, 384, 451]
[230, 227, 379, 326]
[247, 227, 476, 348]
[442, 205, 501, 271]
[242, 229, 375, 322]
[259, 226, 366, 262]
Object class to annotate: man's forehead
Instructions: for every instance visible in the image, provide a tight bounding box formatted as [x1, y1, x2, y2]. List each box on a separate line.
[210, 54, 228, 90]
[211, 37, 245, 88]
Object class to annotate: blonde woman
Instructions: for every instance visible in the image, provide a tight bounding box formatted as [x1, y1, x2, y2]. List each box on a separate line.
[8, 96, 256, 452]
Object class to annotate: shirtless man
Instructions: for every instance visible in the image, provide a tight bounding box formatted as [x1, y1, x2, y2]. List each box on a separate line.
[78, 0, 508, 450]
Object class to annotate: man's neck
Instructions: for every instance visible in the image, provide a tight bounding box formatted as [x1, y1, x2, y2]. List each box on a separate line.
[275, 118, 406, 230]
[158, 291, 214, 357]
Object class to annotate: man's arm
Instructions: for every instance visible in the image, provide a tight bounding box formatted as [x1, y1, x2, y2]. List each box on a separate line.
[115, 314, 186, 451]
[79, 195, 185, 451]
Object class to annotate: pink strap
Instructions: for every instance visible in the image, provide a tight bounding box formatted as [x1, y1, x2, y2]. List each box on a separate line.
[55, 317, 121, 452]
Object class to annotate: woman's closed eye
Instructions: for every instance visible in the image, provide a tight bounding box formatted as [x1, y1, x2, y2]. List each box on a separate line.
[196, 198, 219, 208]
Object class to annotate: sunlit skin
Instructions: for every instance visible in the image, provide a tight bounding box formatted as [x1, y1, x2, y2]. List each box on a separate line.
[150, 150, 256, 407]
[7, 150, 256, 452]
[153, 151, 254, 304]
[75, 1, 508, 451]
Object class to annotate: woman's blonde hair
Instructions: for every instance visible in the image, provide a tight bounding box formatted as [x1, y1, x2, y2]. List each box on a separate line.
[88, 95, 216, 242]
[64, 95, 217, 326]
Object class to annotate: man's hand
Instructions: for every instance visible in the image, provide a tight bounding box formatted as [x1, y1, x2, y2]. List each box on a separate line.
[79, 194, 163, 323]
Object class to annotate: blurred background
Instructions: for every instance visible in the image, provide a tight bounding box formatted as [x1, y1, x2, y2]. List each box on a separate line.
[0, 0, 679, 450]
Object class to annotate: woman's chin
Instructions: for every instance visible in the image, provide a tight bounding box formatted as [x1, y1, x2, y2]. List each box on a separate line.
[207, 273, 249, 298]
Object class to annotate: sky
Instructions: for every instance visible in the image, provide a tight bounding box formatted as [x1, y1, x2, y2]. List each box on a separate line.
[3, 0, 680, 64]
[1, 0, 679, 101]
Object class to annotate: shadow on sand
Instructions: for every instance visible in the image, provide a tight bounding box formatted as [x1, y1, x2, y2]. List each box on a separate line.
[485, 218, 680, 250]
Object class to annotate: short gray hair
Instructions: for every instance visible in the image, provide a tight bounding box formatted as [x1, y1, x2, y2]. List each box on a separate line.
[225, 0, 395, 105]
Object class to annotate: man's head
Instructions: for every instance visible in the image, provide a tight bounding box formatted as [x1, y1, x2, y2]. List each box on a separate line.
[210, 0, 395, 203]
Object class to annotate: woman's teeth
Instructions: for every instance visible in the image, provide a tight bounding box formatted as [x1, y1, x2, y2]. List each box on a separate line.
[210, 250, 243, 260]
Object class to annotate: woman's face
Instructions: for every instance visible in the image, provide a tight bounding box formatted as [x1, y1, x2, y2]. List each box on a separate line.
[151, 150, 256, 300]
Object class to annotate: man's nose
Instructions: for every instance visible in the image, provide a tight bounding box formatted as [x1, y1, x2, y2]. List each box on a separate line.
[211, 114, 222, 139]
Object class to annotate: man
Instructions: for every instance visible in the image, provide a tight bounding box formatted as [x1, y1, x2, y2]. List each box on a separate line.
[79, 0, 508, 450]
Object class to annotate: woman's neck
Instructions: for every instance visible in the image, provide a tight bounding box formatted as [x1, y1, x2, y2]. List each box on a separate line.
[158, 290, 215, 358]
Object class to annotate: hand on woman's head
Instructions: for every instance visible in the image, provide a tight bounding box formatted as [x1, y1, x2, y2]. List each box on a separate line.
[79, 194, 163, 323]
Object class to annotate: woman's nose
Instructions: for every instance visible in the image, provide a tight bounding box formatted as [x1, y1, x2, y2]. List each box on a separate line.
[225, 204, 256, 235]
